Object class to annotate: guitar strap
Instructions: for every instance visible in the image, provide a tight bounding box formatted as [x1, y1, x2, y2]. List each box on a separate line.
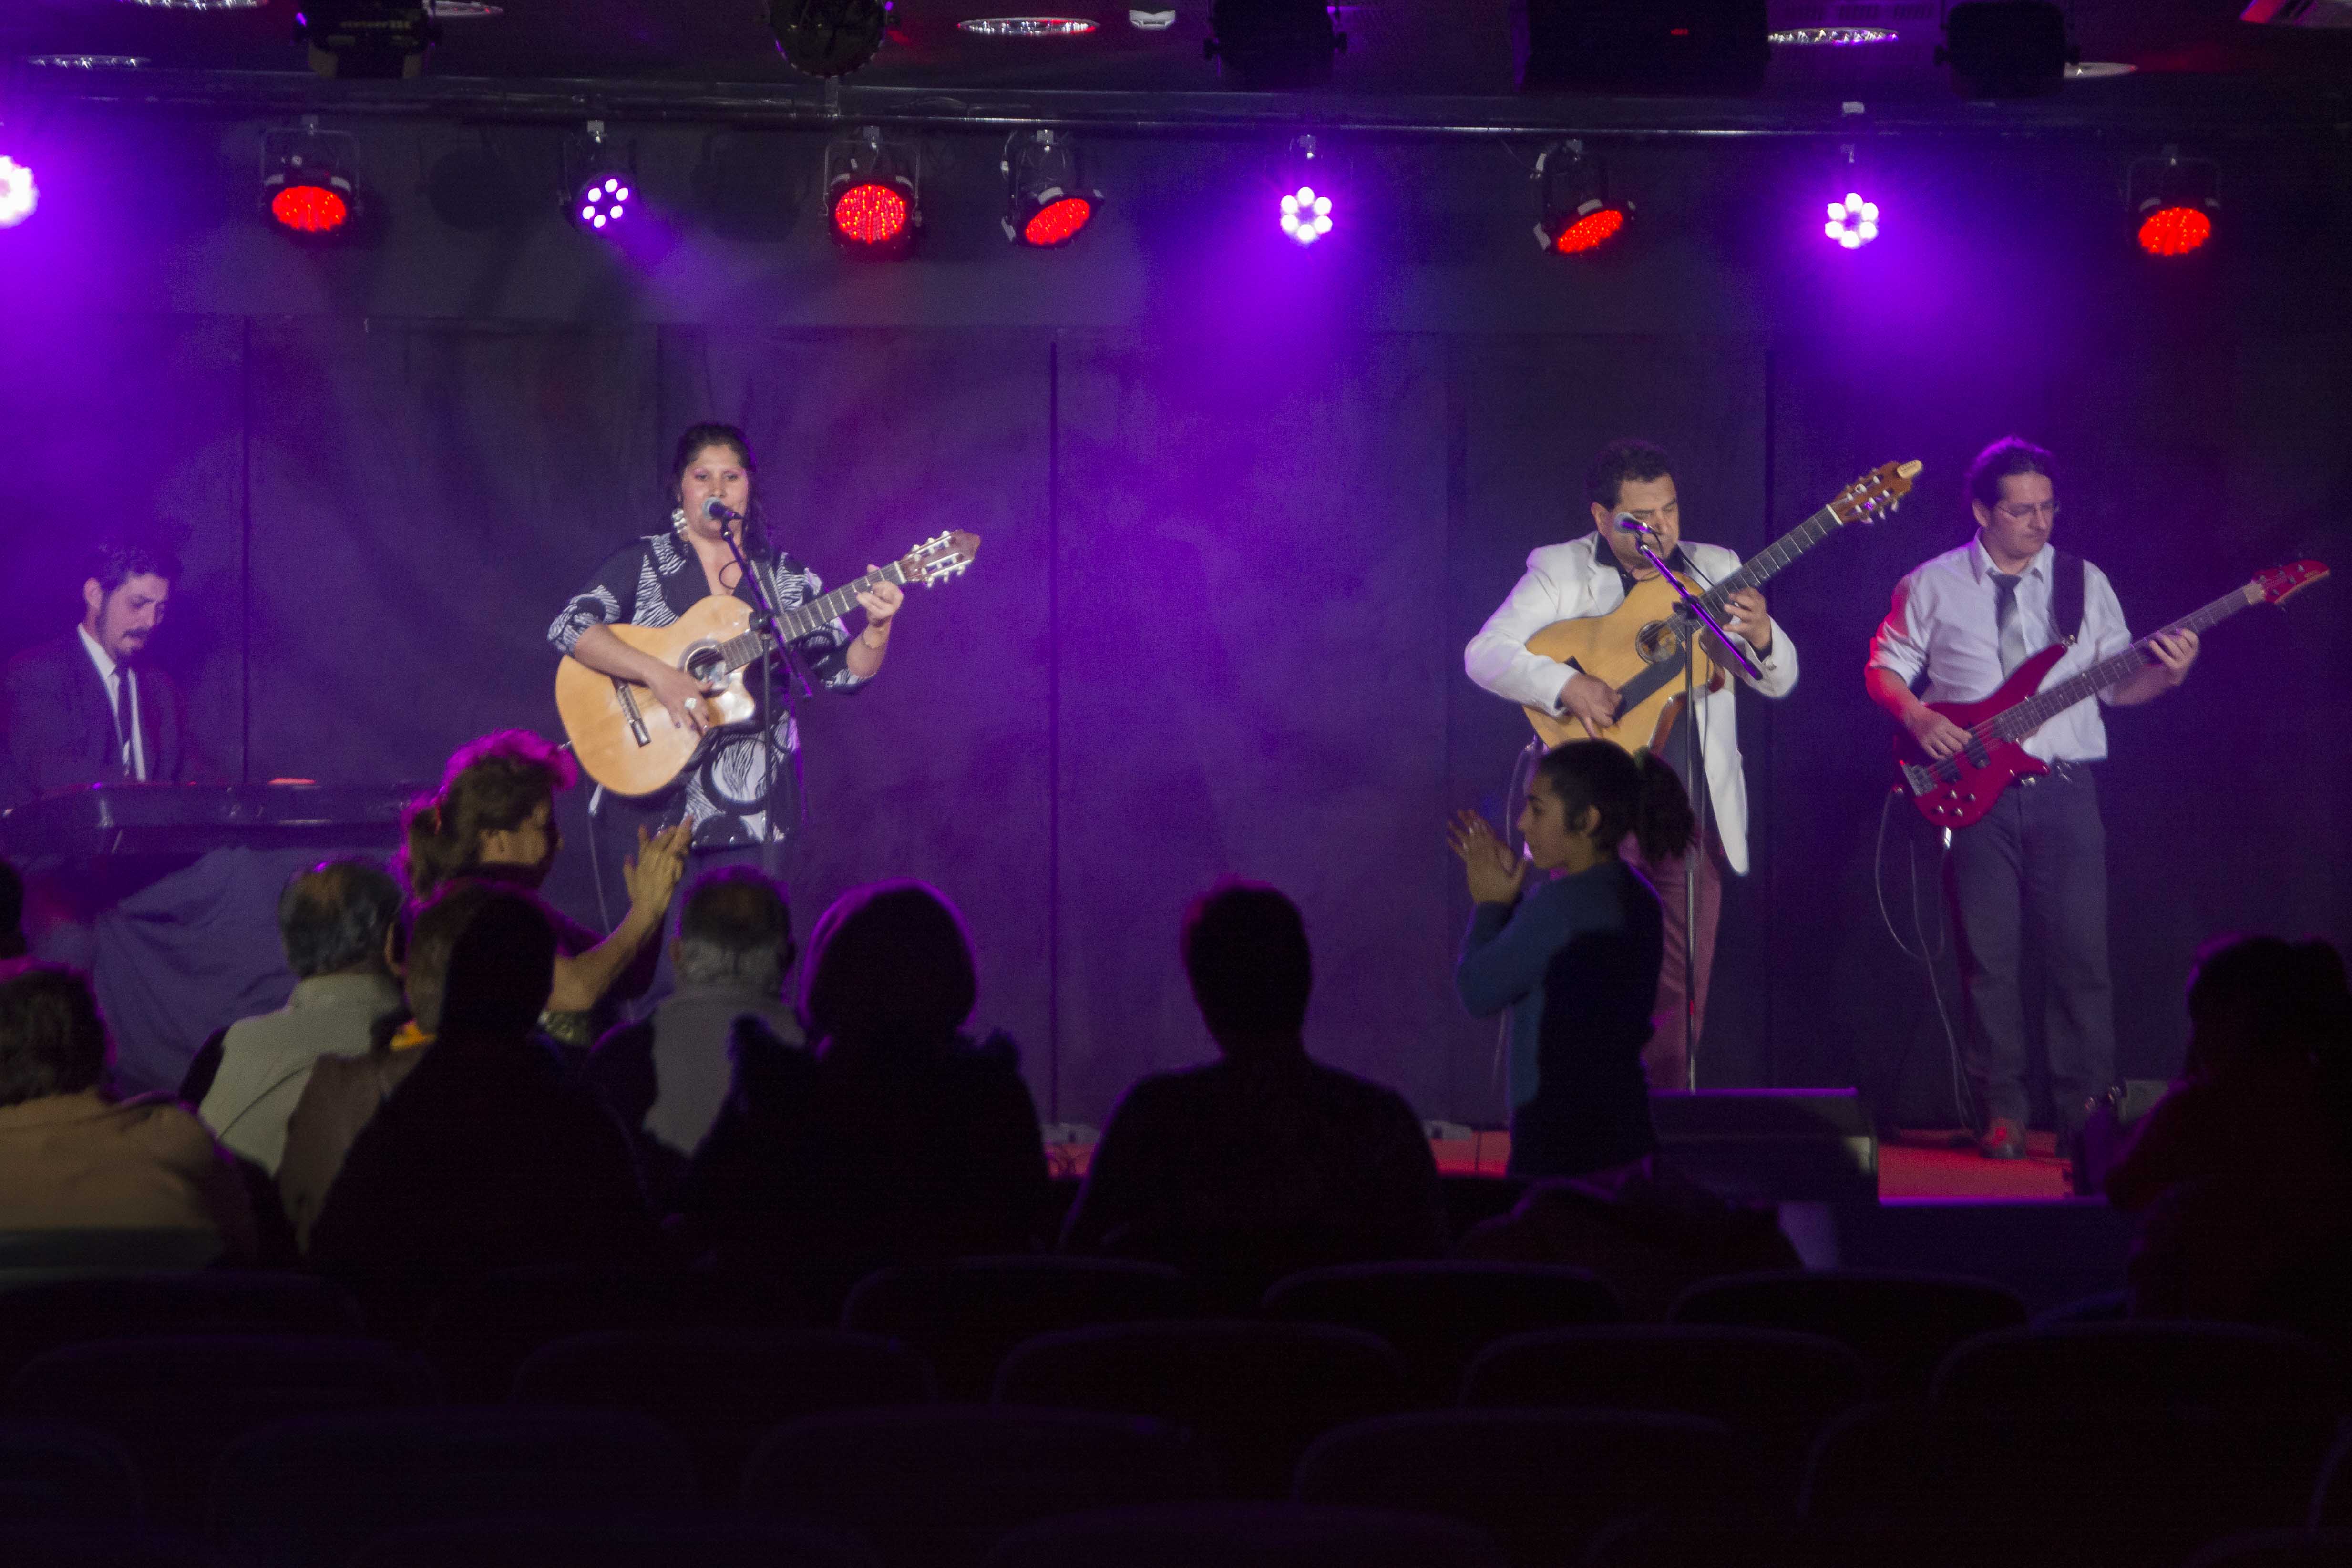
[2049, 549, 2085, 648]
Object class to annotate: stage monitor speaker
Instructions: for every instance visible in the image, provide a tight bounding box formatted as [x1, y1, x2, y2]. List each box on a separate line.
[1512, 0, 1771, 94]
[1650, 1089, 1878, 1204]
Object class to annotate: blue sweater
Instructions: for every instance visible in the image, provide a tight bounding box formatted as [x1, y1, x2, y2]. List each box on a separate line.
[1455, 858, 1664, 1178]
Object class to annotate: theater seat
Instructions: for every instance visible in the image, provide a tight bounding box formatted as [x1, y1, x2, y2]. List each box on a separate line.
[0, 1419, 141, 1522]
[5, 1334, 436, 1527]
[1931, 1322, 2345, 1409]
[1670, 1270, 2026, 1399]
[992, 1319, 1409, 1497]
[350, 1512, 880, 1568]
[511, 1329, 934, 1499]
[742, 1406, 1220, 1568]
[209, 1406, 696, 1568]
[1262, 1261, 1619, 1402]
[840, 1256, 1196, 1401]
[0, 1273, 360, 1386]
[979, 1501, 1510, 1568]
[1296, 1409, 1755, 1564]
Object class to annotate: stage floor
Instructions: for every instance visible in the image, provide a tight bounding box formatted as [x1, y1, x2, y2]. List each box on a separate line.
[1878, 1128, 2075, 1202]
[1426, 1127, 2079, 1203]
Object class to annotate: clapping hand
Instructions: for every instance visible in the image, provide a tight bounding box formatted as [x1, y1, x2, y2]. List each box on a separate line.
[1448, 809, 1527, 906]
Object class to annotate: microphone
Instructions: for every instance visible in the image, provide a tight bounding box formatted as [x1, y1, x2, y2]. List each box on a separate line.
[702, 497, 745, 525]
[1613, 513, 1652, 535]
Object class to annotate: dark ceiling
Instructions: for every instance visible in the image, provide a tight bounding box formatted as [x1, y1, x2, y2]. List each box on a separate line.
[5, 0, 2349, 130]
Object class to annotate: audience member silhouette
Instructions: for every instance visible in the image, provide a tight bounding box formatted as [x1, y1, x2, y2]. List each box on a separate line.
[399, 729, 688, 1046]
[684, 881, 1048, 1305]
[2107, 935, 2352, 1212]
[1060, 880, 1444, 1302]
[0, 856, 29, 983]
[0, 964, 256, 1261]
[277, 879, 514, 1251]
[305, 887, 656, 1313]
[1450, 739, 1692, 1178]
[586, 867, 802, 1208]
[2119, 936, 2352, 1326]
[194, 858, 405, 1176]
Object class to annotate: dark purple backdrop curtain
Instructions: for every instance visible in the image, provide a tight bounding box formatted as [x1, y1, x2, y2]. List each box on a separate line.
[2, 307, 2345, 1117]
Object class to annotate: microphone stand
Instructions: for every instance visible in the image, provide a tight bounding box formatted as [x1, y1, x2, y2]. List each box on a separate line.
[716, 510, 813, 877]
[1623, 520, 1758, 1092]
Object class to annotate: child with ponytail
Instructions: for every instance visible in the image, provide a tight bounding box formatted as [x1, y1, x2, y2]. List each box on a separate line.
[1449, 740, 1694, 1179]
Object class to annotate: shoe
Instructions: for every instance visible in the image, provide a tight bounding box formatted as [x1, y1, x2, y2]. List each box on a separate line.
[1978, 1118, 2026, 1160]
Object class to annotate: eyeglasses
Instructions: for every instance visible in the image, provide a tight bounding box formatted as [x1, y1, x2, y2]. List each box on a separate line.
[1994, 500, 2059, 523]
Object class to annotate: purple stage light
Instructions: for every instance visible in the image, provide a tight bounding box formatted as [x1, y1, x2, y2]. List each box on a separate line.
[0, 155, 37, 229]
[1824, 190, 1879, 249]
[1279, 185, 1333, 246]
[575, 173, 630, 232]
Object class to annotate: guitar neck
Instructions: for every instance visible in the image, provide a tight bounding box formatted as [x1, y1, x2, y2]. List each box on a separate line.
[709, 561, 908, 674]
[1985, 581, 2262, 740]
[1695, 502, 1843, 611]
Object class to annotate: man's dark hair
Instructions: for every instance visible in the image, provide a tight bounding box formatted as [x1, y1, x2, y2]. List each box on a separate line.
[675, 867, 793, 990]
[438, 888, 558, 1038]
[87, 535, 184, 598]
[278, 858, 403, 981]
[0, 965, 110, 1108]
[1182, 880, 1313, 1041]
[1585, 439, 1675, 513]
[1965, 436, 2057, 512]
[403, 880, 544, 1035]
[0, 857, 25, 962]
[2187, 934, 2352, 1074]
[802, 881, 977, 1048]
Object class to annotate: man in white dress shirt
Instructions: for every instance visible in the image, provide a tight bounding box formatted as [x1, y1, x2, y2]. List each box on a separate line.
[1466, 438, 1799, 1093]
[1867, 436, 2198, 1160]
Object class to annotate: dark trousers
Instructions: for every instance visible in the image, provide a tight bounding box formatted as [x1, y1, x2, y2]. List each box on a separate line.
[1943, 766, 2116, 1131]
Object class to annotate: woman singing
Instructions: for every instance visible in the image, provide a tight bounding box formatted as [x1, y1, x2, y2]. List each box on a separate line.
[1450, 740, 1693, 1179]
[547, 423, 904, 922]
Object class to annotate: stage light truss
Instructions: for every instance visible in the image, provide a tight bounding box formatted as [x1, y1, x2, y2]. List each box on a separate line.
[1001, 130, 1102, 248]
[770, 0, 891, 78]
[1936, 0, 2073, 98]
[292, 1, 442, 81]
[827, 127, 920, 256]
[2128, 147, 2219, 257]
[1207, 0, 1345, 90]
[1533, 141, 1630, 256]
[260, 119, 362, 236]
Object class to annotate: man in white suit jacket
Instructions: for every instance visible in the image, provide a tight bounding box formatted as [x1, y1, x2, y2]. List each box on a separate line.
[1465, 439, 1798, 1093]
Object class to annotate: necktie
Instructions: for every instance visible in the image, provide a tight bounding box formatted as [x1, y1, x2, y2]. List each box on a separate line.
[1991, 571, 2030, 677]
[113, 667, 136, 779]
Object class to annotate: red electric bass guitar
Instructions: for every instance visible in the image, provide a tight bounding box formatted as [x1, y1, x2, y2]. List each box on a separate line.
[1896, 559, 2330, 830]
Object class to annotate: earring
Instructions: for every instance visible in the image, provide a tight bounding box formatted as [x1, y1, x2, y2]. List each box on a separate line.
[670, 506, 688, 533]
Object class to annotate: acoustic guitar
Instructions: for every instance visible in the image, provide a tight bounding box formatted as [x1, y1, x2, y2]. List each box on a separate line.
[1522, 460, 1920, 753]
[1896, 559, 2329, 830]
[556, 530, 980, 797]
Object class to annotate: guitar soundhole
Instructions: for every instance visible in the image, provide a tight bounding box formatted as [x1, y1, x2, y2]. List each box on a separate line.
[1634, 620, 1682, 666]
[685, 646, 724, 683]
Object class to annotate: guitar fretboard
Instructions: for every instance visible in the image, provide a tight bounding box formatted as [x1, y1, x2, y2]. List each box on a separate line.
[1614, 502, 1850, 710]
[1696, 503, 1845, 610]
[707, 561, 911, 676]
[1978, 581, 2260, 742]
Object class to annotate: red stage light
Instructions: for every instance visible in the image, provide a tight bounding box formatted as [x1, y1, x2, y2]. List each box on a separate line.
[1552, 205, 1626, 254]
[270, 183, 349, 234]
[2136, 203, 2211, 257]
[1021, 195, 1094, 247]
[832, 181, 910, 247]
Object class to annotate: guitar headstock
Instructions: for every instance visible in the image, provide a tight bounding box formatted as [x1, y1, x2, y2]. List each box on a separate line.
[896, 530, 982, 588]
[2251, 560, 2329, 606]
[1828, 459, 1925, 527]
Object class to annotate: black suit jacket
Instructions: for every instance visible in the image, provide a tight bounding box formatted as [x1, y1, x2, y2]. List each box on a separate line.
[0, 632, 197, 807]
